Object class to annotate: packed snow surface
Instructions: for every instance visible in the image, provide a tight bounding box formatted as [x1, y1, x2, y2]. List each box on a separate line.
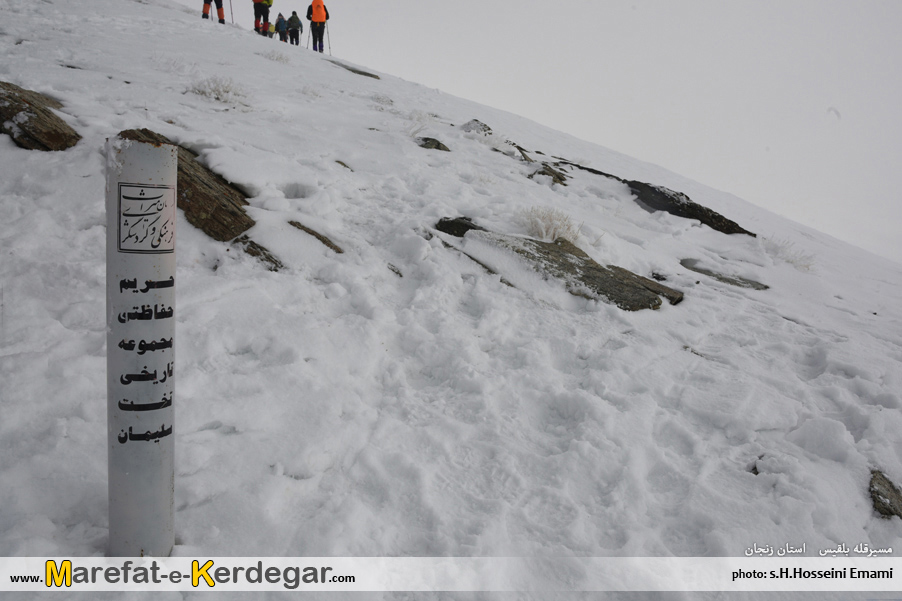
[2, 0, 902, 598]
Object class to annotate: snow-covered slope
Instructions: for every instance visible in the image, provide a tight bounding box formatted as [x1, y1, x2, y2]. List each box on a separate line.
[2, 0, 902, 584]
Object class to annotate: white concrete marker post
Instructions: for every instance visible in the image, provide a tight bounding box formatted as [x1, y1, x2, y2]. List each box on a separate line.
[106, 136, 177, 557]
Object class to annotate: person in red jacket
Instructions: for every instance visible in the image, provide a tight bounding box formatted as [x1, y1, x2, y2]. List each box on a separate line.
[202, 0, 225, 24]
[306, 0, 329, 53]
[253, 0, 272, 36]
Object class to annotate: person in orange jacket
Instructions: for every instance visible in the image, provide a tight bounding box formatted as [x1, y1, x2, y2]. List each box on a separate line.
[306, 0, 329, 53]
[202, 0, 225, 24]
[253, 0, 273, 36]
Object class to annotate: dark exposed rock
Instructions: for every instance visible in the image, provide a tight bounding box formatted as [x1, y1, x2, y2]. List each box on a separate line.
[469, 231, 683, 311]
[416, 137, 450, 152]
[118, 128, 281, 271]
[529, 162, 568, 186]
[490, 140, 533, 163]
[506, 149, 751, 236]
[435, 217, 487, 238]
[435, 217, 681, 308]
[870, 470, 902, 519]
[605, 264, 685, 306]
[627, 180, 756, 237]
[681, 259, 769, 291]
[327, 60, 380, 79]
[119, 129, 252, 240]
[437, 237, 515, 289]
[0, 81, 81, 151]
[459, 120, 525, 162]
[460, 119, 492, 136]
[233, 235, 284, 272]
[554, 158, 756, 237]
[515, 146, 536, 163]
[288, 220, 344, 254]
[422, 227, 513, 287]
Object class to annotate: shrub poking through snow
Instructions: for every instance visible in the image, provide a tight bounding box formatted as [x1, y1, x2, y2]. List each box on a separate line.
[189, 76, 247, 104]
[763, 237, 816, 272]
[517, 206, 581, 243]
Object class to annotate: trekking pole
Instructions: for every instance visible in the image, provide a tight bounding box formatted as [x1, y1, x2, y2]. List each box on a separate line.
[228, 0, 234, 23]
[326, 22, 331, 56]
[306, 27, 310, 49]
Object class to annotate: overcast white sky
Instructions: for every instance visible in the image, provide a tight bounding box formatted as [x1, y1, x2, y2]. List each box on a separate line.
[174, 0, 902, 264]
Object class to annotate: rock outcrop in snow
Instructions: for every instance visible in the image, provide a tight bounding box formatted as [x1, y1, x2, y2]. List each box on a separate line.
[680, 258, 770, 290]
[870, 470, 902, 520]
[0, 81, 81, 151]
[416, 137, 450, 152]
[472, 232, 683, 310]
[554, 157, 757, 237]
[479, 124, 756, 237]
[436, 218, 683, 310]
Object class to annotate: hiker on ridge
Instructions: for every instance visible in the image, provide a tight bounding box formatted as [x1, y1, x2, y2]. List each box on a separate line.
[275, 13, 289, 42]
[253, 0, 273, 36]
[287, 11, 303, 46]
[306, 0, 329, 53]
[202, 0, 225, 23]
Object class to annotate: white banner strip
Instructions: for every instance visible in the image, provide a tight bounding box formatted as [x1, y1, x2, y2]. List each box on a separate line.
[1, 557, 898, 592]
